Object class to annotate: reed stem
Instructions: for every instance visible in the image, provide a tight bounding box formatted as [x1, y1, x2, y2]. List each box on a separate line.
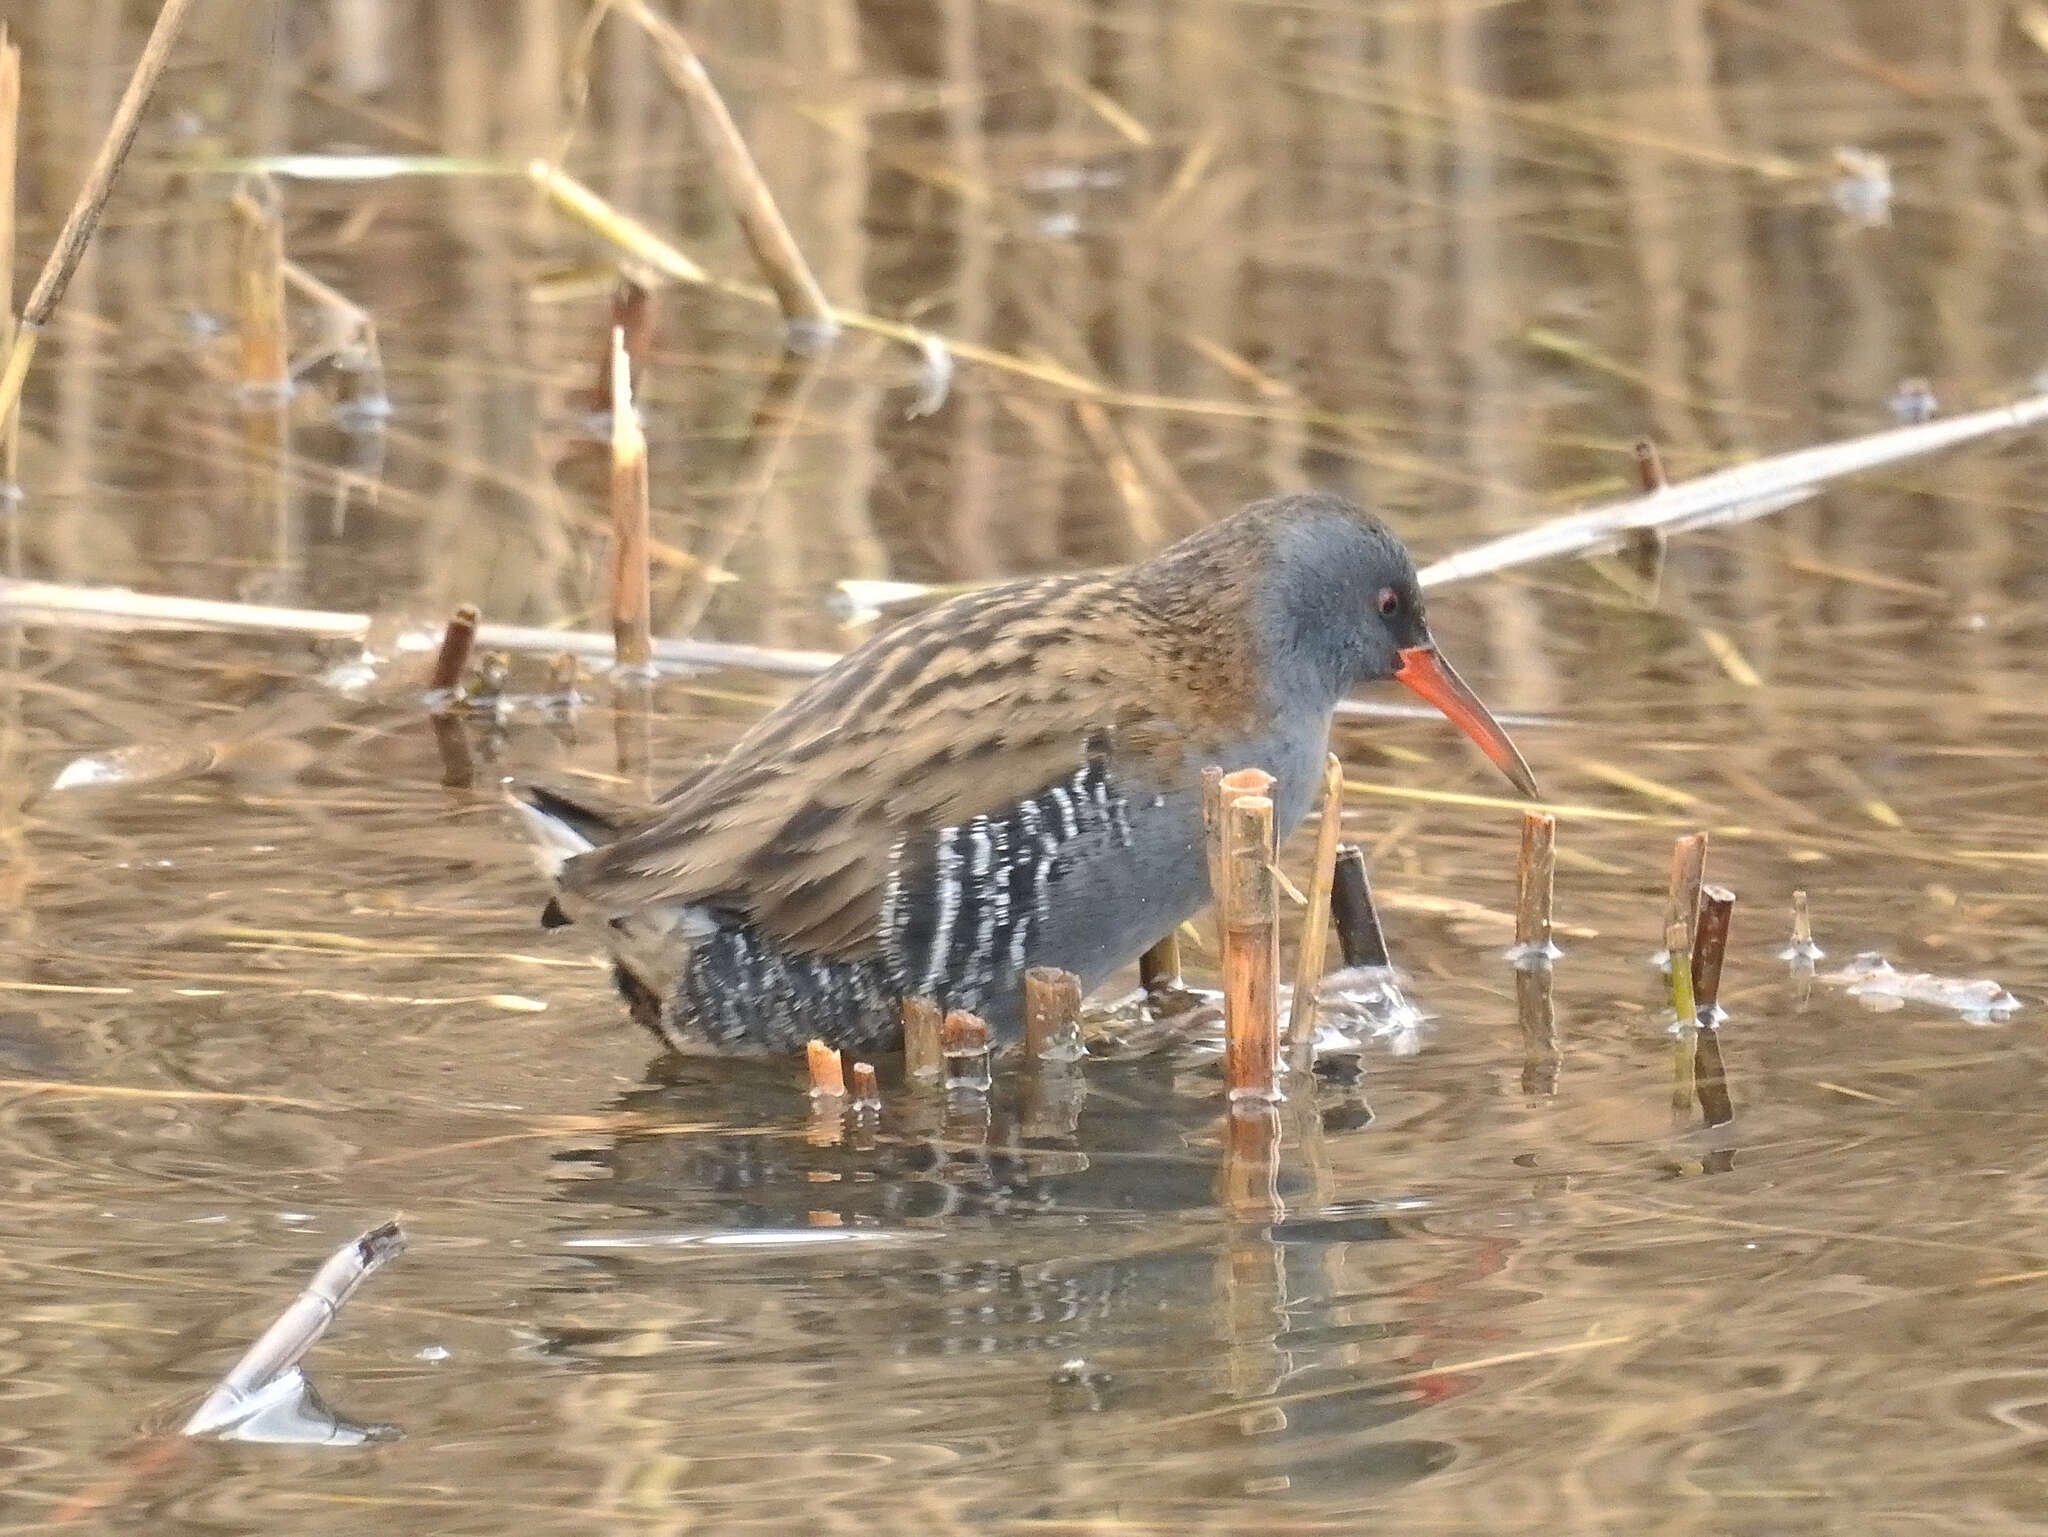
[230, 178, 291, 402]
[1667, 919, 1698, 1117]
[1510, 810, 1558, 965]
[850, 1060, 880, 1112]
[1660, 832, 1709, 965]
[607, 326, 652, 670]
[429, 604, 480, 694]
[901, 996, 944, 1079]
[0, 0, 199, 441]
[806, 1039, 846, 1098]
[1330, 845, 1391, 968]
[1285, 753, 1345, 1071]
[1221, 786, 1279, 1102]
[0, 29, 19, 493]
[1138, 933, 1182, 992]
[941, 1009, 993, 1094]
[612, 0, 838, 348]
[1023, 966, 1083, 1063]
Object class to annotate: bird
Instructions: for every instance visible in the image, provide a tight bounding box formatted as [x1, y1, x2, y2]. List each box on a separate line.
[511, 491, 1537, 1055]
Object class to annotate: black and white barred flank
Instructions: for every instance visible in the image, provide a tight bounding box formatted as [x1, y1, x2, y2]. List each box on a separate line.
[674, 737, 1141, 1051]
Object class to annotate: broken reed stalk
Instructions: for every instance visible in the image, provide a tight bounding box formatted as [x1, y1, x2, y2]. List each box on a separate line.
[941, 1009, 993, 1093]
[0, 0, 199, 439]
[183, 1219, 405, 1436]
[1691, 886, 1736, 1126]
[1511, 810, 1558, 964]
[612, 0, 838, 348]
[1220, 781, 1279, 1102]
[594, 277, 653, 414]
[1666, 920, 1698, 1117]
[1690, 886, 1736, 1020]
[901, 996, 944, 1079]
[806, 1038, 846, 1098]
[230, 178, 291, 401]
[607, 326, 653, 670]
[1285, 753, 1346, 1070]
[1330, 845, 1391, 968]
[1661, 832, 1709, 963]
[428, 603, 479, 694]
[0, 29, 19, 490]
[1023, 966, 1083, 1062]
[1633, 438, 1667, 492]
[1138, 933, 1182, 992]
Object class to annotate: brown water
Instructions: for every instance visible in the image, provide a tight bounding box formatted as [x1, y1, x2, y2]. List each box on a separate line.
[8, 1, 2048, 1530]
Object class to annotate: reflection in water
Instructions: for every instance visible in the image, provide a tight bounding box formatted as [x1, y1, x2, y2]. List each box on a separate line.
[7, 0, 2048, 1529]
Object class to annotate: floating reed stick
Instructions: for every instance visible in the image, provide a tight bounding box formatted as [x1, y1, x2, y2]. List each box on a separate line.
[806, 1038, 846, 1099]
[1666, 920, 1698, 1117]
[0, 29, 19, 490]
[1510, 810, 1558, 965]
[901, 996, 944, 1079]
[183, 1219, 405, 1437]
[428, 603, 479, 695]
[230, 177, 291, 402]
[607, 326, 652, 670]
[1220, 784, 1279, 1102]
[1330, 846, 1391, 969]
[0, 0, 199, 439]
[941, 1009, 993, 1094]
[1023, 966, 1082, 1063]
[1286, 753, 1345, 1071]
[1659, 832, 1709, 964]
[612, 0, 837, 348]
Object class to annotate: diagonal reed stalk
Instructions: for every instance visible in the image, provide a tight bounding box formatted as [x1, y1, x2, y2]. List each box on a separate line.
[0, 0, 199, 441]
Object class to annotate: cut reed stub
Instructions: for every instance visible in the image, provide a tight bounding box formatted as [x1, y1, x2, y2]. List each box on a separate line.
[1506, 810, 1561, 968]
[1654, 832, 1709, 970]
[850, 1060, 881, 1112]
[608, 326, 654, 672]
[1285, 753, 1346, 1070]
[806, 1038, 846, 1099]
[941, 1009, 993, 1094]
[901, 996, 944, 1080]
[1780, 888, 1824, 962]
[1024, 966, 1083, 1063]
[1690, 886, 1736, 1025]
[1220, 787, 1279, 1103]
[230, 176, 293, 406]
[1633, 437, 1668, 493]
[1666, 920, 1698, 1118]
[1138, 933, 1182, 994]
[1330, 845, 1391, 969]
[428, 603, 480, 696]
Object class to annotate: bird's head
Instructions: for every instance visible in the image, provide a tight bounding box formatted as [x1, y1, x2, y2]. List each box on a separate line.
[1251, 492, 1539, 797]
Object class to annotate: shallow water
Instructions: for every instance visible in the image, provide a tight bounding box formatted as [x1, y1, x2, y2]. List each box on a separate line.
[7, 1, 2048, 1531]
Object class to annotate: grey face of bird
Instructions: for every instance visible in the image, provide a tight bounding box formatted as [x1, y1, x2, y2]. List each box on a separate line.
[1256, 494, 1540, 799]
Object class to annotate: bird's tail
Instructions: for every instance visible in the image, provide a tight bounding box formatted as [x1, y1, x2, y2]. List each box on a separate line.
[505, 779, 643, 927]
[506, 778, 689, 1042]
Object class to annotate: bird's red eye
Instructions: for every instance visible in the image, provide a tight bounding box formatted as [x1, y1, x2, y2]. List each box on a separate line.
[1377, 587, 1401, 618]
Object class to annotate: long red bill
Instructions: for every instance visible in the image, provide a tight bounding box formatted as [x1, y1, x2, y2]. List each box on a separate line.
[1393, 646, 1540, 798]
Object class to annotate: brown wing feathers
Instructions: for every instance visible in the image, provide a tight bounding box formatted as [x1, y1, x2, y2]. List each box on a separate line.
[555, 560, 1260, 962]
